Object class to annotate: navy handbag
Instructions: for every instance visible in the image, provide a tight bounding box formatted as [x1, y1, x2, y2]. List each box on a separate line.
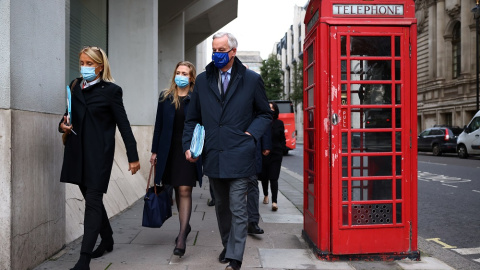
[142, 164, 172, 228]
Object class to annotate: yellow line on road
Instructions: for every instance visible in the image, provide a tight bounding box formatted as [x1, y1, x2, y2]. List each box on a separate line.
[426, 238, 457, 249]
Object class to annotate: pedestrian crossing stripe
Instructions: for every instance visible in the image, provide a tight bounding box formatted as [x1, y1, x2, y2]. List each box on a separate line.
[452, 247, 480, 255]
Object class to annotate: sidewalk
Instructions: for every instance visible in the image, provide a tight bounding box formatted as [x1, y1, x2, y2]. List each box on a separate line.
[35, 169, 454, 270]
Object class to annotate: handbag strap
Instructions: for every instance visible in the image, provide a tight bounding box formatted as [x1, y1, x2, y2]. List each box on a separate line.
[146, 163, 157, 194]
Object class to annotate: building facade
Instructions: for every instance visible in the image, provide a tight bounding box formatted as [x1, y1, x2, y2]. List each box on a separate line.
[275, 4, 307, 143]
[236, 51, 263, 74]
[0, 1, 237, 269]
[416, 0, 480, 131]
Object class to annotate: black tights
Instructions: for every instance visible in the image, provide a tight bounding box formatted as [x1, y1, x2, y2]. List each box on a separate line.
[261, 179, 278, 203]
[174, 186, 192, 249]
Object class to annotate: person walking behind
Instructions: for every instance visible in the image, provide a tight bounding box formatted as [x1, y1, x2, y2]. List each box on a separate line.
[260, 102, 286, 211]
[59, 46, 140, 270]
[150, 61, 203, 257]
[247, 127, 271, 234]
[183, 32, 272, 270]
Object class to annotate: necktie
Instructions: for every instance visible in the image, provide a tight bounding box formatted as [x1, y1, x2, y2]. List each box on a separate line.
[222, 72, 229, 93]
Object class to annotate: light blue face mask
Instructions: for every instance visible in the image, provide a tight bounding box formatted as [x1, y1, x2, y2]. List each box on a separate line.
[81, 66, 97, 81]
[175, 75, 190, 88]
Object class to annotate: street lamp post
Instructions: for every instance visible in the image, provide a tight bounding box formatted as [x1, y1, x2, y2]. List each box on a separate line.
[473, 1, 480, 111]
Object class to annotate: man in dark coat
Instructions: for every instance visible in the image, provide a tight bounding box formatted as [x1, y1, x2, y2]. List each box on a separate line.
[183, 32, 272, 270]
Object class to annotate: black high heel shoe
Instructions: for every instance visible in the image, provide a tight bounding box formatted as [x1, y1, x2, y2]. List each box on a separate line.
[173, 243, 186, 257]
[175, 224, 191, 244]
[173, 225, 191, 257]
[91, 237, 114, 258]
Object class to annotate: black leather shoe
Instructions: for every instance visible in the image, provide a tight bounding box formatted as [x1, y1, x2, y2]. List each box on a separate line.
[207, 199, 215, 206]
[218, 248, 229, 264]
[247, 222, 264, 234]
[225, 259, 242, 270]
[70, 254, 91, 270]
[91, 237, 114, 258]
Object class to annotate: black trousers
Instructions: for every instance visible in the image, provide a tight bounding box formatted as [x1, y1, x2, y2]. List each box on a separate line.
[79, 186, 113, 255]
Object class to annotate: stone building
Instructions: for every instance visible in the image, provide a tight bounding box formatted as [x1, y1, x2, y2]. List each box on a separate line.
[0, 1, 236, 269]
[236, 51, 263, 74]
[416, 0, 480, 131]
[275, 4, 307, 143]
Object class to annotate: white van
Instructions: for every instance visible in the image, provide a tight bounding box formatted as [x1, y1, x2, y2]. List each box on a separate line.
[457, 110, 480, 158]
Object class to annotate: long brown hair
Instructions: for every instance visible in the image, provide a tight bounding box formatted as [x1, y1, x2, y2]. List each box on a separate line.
[79, 46, 114, 82]
[161, 61, 196, 109]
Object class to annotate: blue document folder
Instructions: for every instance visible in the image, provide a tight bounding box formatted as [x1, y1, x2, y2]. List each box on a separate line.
[190, 123, 205, 158]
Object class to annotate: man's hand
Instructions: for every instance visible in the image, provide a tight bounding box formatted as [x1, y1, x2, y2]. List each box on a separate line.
[262, 149, 270, 156]
[185, 150, 199, 163]
[128, 161, 140, 175]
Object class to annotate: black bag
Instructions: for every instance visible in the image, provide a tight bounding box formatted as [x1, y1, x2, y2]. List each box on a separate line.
[142, 164, 172, 228]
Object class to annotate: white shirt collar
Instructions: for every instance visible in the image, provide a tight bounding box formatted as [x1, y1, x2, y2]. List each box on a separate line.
[83, 78, 101, 89]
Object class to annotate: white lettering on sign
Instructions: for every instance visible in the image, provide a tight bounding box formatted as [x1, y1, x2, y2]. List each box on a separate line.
[333, 4, 404, 16]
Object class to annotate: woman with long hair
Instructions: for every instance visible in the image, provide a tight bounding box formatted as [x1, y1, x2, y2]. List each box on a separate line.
[150, 61, 202, 257]
[59, 46, 140, 270]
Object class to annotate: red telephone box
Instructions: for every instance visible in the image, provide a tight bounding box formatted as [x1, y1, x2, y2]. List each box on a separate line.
[302, 0, 419, 260]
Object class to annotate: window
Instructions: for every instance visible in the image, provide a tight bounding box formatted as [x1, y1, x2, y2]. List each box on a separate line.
[68, 0, 108, 82]
[468, 117, 480, 133]
[452, 22, 461, 79]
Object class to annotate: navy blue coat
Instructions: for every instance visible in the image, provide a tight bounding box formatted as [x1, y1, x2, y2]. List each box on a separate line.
[182, 58, 272, 179]
[255, 127, 272, 174]
[151, 93, 203, 186]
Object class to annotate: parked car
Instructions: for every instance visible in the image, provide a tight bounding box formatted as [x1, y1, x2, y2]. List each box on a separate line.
[457, 111, 480, 159]
[417, 126, 462, 156]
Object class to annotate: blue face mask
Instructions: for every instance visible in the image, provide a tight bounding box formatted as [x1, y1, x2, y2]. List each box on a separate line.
[212, 49, 232, 69]
[81, 66, 97, 81]
[175, 75, 190, 88]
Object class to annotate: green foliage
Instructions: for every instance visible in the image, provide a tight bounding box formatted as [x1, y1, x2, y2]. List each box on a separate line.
[290, 60, 304, 106]
[260, 54, 283, 100]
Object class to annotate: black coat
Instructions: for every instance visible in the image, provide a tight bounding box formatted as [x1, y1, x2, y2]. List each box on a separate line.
[182, 57, 272, 178]
[59, 79, 139, 193]
[151, 93, 203, 186]
[260, 119, 286, 180]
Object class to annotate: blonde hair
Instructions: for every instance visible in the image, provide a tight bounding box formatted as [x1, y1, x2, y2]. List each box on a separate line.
[161, 61, 196, 109]
[79, 46, 114, 82]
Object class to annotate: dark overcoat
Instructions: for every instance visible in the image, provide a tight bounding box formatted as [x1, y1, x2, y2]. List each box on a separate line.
[151, 93, 203, 186]
[182, 57, 272, 179]
[59, 78, 139, 193]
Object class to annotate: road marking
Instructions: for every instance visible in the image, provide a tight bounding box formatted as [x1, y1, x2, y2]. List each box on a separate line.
[473, 190, 480, 193]
[426, 238, 457, 249]
[474, 258, 480, 263]
[419, 161, 447, 166]
[452, 247, 480, 255]
[418, 171, 471, 184]
[442, 184, 457, 188]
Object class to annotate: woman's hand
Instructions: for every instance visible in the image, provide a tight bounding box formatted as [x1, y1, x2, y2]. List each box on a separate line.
[185, 150, 199, 163]
[128, 161, 140, 175]
[150, 153, 157, 165]
[60, 116, 73, 134]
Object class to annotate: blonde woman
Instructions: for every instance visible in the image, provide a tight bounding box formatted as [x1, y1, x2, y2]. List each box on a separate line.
[150, 61, 203, 257]
[59, 46, 140, 270]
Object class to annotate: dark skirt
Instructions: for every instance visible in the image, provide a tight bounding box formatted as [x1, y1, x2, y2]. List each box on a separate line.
[162, 137, 197, 187]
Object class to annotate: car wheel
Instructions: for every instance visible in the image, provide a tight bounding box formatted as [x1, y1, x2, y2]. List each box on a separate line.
[432, 144, 442, 156]
[458, 145, 469, 159]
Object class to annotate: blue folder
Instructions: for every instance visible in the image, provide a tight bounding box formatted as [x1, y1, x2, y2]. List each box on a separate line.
[190, 123, 205, 158]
